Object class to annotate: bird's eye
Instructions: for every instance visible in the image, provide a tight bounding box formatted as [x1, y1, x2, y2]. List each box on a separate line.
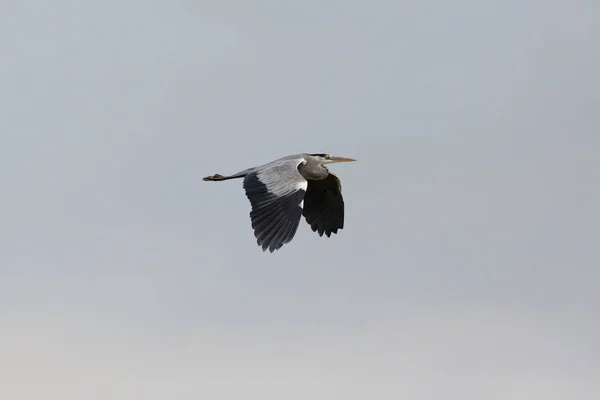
[325, 154, 332, 159]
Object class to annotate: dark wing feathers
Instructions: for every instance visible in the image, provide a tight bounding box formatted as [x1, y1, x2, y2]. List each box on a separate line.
[243, 167, 306, 253]
[242, 158, 346, 251]
[302, 173, 345, 237]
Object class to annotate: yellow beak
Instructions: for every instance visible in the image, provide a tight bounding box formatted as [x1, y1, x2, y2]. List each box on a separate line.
[330, 156, 357, 163]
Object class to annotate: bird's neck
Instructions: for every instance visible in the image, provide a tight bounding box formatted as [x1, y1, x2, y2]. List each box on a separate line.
[299, 164, 329, 180]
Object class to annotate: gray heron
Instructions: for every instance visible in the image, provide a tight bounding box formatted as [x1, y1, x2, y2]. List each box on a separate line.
[203, 153, 356, 252]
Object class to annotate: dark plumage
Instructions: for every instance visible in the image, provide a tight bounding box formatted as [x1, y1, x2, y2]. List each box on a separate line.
[302, 173, 344, 237]
[243, 172, 305, 252]
[203, 153, 355, 252]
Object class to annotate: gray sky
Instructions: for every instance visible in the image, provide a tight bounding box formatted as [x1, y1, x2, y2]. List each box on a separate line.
[1, 1, 599, 399]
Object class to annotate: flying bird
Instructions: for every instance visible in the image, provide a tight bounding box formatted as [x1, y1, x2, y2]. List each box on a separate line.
[203, 153, 356, 252]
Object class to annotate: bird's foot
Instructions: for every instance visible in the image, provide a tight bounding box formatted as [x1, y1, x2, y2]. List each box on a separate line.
[203, 174, 225, 181]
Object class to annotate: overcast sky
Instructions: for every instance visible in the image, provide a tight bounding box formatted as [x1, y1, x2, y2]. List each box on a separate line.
[1, 1, 599, 399]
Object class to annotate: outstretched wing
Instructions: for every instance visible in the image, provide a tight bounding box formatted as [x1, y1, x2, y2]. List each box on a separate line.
[302, 172, 344, 237]
[243, 157, 308, 252]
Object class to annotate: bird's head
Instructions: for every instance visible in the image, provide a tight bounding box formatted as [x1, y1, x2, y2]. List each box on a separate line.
[309, 153, 357, 165]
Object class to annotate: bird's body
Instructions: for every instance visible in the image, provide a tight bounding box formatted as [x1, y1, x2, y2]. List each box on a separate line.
[204, 153, 356, 252]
